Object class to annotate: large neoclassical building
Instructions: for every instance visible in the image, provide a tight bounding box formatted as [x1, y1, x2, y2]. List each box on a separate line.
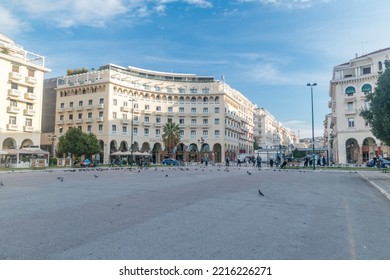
[0, 33, 49, 152]
[54, 64, 255, 164]
[328, 48, 390, 164]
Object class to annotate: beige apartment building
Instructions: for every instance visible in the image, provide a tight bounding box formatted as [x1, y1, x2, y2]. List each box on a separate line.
[0, 33, 50, 167]
[54, 64, 255, 164]
[328, 48, 390, 164]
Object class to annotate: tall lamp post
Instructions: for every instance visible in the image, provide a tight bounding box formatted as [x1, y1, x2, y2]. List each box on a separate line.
[130, 97, 135, 165]
[47, 133, 57, 165]
[307, 83, 317, 170]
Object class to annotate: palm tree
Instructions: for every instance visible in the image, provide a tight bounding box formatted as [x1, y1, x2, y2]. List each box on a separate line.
[162, 122, 181, 158]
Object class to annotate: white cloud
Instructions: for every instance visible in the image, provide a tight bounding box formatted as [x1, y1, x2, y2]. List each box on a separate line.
[1, 0, 213, 29]
[0, 5, 29, 34]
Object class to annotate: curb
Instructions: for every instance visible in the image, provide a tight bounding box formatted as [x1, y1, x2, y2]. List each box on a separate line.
[358, 172, 390, 201]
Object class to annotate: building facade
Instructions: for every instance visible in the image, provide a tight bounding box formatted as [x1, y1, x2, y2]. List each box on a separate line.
[54, 64, 255, 164]
[253, 107, 298, 150]
[0, 33, 49, 152]
[328, 48, 390, 164]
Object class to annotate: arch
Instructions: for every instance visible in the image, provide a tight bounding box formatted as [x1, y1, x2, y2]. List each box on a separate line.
[2, 137, 16, 149]
[345, 86, 356, 96]
[152, 143, 163, 163]
[361, 83, 372, 94]
[362, 137, 377, 162]
[345, 138, 359, 164]
[132, 141, 139, 152]
[21, 139, 34, 148]
[213, 143, 222, 163]
[203, 96, 209, 103]
[215, 96, 220, 103]
[188, 143, 199, 162]
[141, 142, 150, 152]
[119, 141, 128, 152]
[176, 143, 186, 161]
[110, 140, 118, 153]
[190, 97, 196, 103]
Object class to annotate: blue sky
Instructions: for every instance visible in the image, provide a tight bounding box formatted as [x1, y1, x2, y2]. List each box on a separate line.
[2, 0, 390, 138]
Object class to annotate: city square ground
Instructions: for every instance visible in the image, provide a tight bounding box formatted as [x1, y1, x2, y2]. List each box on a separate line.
[0, 165, 390, 260]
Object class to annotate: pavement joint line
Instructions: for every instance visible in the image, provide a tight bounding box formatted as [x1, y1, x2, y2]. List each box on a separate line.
[358, 171, 390, 201]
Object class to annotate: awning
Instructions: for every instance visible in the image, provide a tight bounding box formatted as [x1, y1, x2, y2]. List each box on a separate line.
[6, 148, 49, 155]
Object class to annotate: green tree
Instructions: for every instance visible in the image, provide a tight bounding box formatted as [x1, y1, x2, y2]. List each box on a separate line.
[57, 127, 101, 158]
[360, 60, 390, 146]
[162, 122, 180, 158]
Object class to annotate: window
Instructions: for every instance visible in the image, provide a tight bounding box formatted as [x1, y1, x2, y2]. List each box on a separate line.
[133, 127, 138, 135]
[12, 65, 19, 73]
[348, 118, 355, 128]
[113, 112, 117, 119]
[113, 99, 117, 106]
[347, 102, 354, 111]
[191, 97, 196, 103]
[88, 99, 93, 105]
[99, 98, 104, 104]
[179, 107, 184, 113]
[168, 96, 172, 101]
[180, 130, 184, 137]
[362, 84, 372, 94]
[191, 119, 197, 125]
[60, 115, 64, 121]
[191, 130, 196, 138]
[179, 88, 185, 93]
[144, 128, 149, 135]
[69, 114, 73, 120]
[145, 116, 150, 123]
[88, 112, 92, 118]
[156, 106, 161, 111]
[156, 117, 161, 124]
[99, 111, 103, 117]
[215, 130, 220, 137]
[123, 113, 127, 119]
[156, 129, 161, 136]
[379, 61, 383, 71]
[78, 100, 83, 106]
[78, 113, 82, 119]
[9, 116, 17, 124]
[202, 88, 209, 94]
[345, 86, 356, 96]
[362, 66, 371, 75]
[214, 118, 220, 125]
[190, 88, 197, 94]
[203, 108, 208, 113]
[87, 125, 92, 132]
[203, 130, 208, 137]
[28, 69, 35, 77]
[69, 102, 74, 108]
[191, 108, 196, 113]
[27, 87, 34, 93]
[168, 107, 173, 113]
[98, 124, 103, 131]
[155, 86, 161, 92]
[134, 103, 138, 109]
[60, 103, 65, 109]
[78, 126, 82, 130]
[25, 118, 32, 126]
[112, 125, 117, 132]
[166, 87, 173, 93]
[215, 107, 220, 113]
[179, 119, 185, 124]
[122, 126, 127, 133]
[145, 105, 150, 110]
[179, 97, 184, 103]
[167, 118, 172, 123]
[134, 115, 139, 121]
[123, 101, 128, 107]
[59, 127, 63, 134]
[11, 82, 18, 90]
[203, 119, 208, 125]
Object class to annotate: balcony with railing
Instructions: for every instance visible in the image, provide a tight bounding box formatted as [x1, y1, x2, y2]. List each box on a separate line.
[7, 124, 19, 131]
[24, 92, 37, 100]
[8, 89, 22, 98]
[23, 108, 36, 116]
[25, 76, 38, 84]
[9, 72, 22, 81]
[23, 126, 34, 132]
[7, 106, 21, 114]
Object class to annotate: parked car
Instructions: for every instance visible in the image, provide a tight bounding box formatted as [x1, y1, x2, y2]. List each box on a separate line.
[366, 158, 390, 168]
[162, 158, 179, 165]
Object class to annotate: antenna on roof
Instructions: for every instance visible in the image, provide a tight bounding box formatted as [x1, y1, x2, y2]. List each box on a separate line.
[357, 41, 368, 56]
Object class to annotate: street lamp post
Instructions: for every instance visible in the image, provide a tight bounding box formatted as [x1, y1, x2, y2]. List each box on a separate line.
[130, 97, 135, 166]
[307, 83, 317, 170]
[47, 133, 57, 165]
